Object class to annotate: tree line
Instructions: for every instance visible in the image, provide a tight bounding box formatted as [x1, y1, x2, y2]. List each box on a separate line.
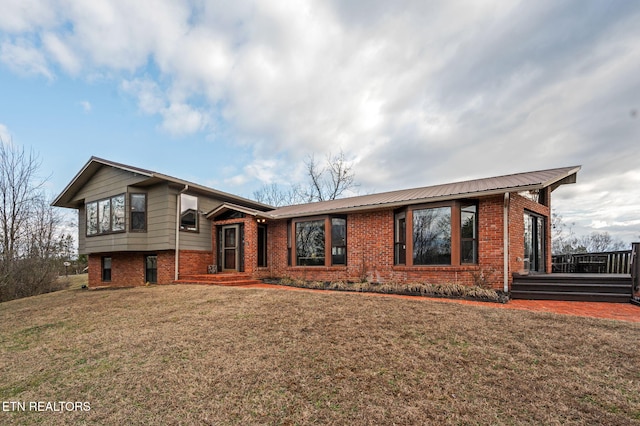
[0, 140, 74, 302]
[552, 213, 628, 255]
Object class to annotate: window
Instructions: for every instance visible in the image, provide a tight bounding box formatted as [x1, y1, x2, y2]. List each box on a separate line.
[86, 194, 125, 236]
[86, 202, 98, 235]
[180, 194, 198, 232]
[331, 217, 347, 265]
[460, 204, 477, 264]
[287, 220, 292, 266]
[413, 207, 452, 265]
[257, 224, 267, 267]
[524, 211, 545, 272]
[394, 211, 406, 265]
[130, 193, 146, 231]
[296, 220, 325, 266]
[102, 257, 112, 282]
[293, 217, 348, 267]
[145, 255, 157, 284]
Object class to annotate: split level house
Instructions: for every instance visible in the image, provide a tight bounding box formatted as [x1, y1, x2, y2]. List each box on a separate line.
[52, 157, 580, 292]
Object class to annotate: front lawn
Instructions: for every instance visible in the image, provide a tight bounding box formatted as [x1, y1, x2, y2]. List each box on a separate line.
[1, 284, 639, 424]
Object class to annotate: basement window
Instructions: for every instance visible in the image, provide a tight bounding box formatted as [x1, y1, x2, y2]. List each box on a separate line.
[102, 257, 112, 282]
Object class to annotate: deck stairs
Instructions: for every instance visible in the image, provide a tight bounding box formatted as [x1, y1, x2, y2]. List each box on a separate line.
[511, 274, 633, 303]
[174, 273, 262, 287]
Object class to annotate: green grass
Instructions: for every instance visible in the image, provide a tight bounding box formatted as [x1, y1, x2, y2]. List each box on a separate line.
[1, 284, 639, 425]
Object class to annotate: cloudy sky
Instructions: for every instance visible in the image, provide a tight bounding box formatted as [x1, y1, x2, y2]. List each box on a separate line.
[0, 0, 639, 244]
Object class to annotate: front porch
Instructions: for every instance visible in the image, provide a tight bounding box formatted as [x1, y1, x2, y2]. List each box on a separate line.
[174, 272, 263, 286]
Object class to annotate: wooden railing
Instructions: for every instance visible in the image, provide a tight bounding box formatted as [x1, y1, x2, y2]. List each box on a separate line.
[632, 243, 639, 293]
[552, 250, 633, 274]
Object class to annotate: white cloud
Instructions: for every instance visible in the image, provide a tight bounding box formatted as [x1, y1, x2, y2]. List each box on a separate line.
[0, 123, 11, 143]
[79, 100, 92, 113]
[0, 37, 54, 79]
[2, 0, 640, 242]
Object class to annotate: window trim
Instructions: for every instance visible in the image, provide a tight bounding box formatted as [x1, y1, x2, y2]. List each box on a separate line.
[86, 194, 126, 237]
[129, 192, 147, 232]
[411, 205, 453, 266]
[257, 224, 268, 268]
[460, 203, 478, 264]
[401, 200, 478, 267]
[291, 215, 347, 267]
[101, 256, 112, 282]
[294, 217, 327, 267]
[179, 193, 199, 233]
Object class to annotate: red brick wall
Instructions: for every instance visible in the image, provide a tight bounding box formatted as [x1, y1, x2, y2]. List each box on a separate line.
[211, 217, 259, 274]
[88, 193, 554, 291]
[478, 195, 507, 289]
[88, 250, 175, 287]
[508, 192, 552, 276]
[178, 250, 213, 276]
[250, 194, 552, 291]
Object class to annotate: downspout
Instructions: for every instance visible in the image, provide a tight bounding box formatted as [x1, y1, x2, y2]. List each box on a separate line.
[175, 185, 189, 281]
[503, 192, 510, 293]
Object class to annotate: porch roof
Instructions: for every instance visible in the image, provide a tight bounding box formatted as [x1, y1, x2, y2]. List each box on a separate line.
[265, 165, 581, 219]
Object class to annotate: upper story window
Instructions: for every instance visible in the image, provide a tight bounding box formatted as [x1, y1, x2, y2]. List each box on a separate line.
[130, 193, 147, 232]
[180, 194, 198, 232]
[86, 194, 125, 236]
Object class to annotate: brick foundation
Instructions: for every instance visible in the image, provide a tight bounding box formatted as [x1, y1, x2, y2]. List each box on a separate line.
[88, 250, 175, 287]
[90, 193, 554, 292]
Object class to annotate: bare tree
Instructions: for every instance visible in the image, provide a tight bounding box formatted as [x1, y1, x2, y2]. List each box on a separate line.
[253, 150, 358, 206]
[0, 140, 67, 302]
[578, 232, 626, 253]
[552, 212, 627, 254]
[253, 182, 302, 207]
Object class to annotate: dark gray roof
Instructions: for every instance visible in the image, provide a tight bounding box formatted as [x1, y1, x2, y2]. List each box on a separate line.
[266, 166, 580, 219]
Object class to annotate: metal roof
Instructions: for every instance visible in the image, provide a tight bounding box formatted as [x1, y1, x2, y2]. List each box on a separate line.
[265, 166, 581, 219]
[52, 159, 580, 221]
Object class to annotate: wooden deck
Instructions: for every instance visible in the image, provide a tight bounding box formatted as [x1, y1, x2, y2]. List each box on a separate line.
[511, 273, 633, 303]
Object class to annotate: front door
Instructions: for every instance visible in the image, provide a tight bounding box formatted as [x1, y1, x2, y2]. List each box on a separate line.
[221, 225, 240, 272]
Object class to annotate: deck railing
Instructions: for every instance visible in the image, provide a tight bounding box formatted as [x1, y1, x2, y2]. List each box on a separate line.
[552, 250, 633, 274]
[632, 243, 639, 293]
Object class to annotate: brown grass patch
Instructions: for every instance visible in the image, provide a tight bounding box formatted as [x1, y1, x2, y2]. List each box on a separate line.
[1, 285, 639, 425]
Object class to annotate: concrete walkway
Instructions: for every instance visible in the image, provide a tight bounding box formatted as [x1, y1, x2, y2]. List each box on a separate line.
[237, 283, 640, 323]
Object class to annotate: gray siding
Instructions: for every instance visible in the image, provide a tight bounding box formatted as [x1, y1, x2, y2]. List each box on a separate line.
[77, 164, 224, 254]
[72, 166, 147, 204]
[176, 193, 223, 251]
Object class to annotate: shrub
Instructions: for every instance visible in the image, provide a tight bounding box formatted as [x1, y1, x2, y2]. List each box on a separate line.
[274, 279, 503, 303]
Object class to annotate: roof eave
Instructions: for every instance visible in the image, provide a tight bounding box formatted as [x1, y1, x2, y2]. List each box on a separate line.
[268, 185, 548, 219]
[206, 202, 272, 220]
[52, 157, 154, 208]
[543, 166, 580, 192]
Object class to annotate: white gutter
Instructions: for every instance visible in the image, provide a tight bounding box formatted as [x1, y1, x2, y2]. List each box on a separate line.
[503, 192, 510, 293]
[175, 185, 189, 281]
